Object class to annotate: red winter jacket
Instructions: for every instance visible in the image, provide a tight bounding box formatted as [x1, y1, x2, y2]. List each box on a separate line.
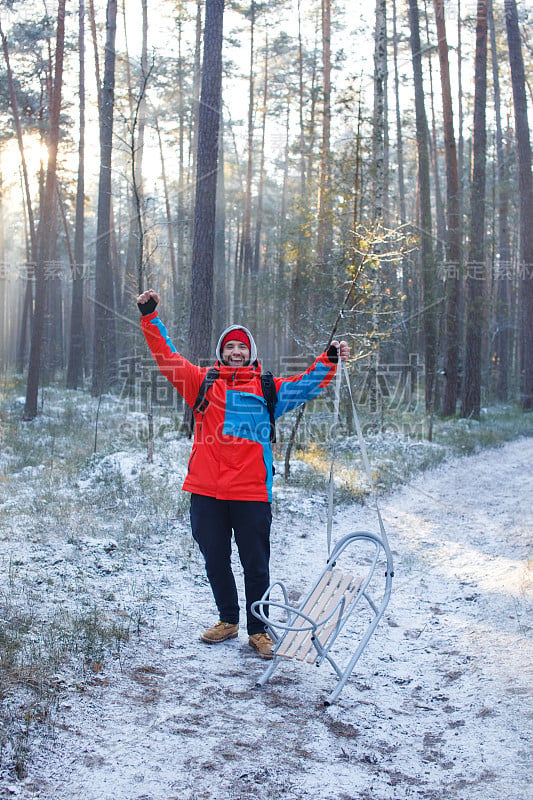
[141, 312, 338, 502]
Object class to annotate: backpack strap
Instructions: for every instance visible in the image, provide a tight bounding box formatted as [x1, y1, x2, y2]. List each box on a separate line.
[261, 371, 278, 443]
[192, 367, 219, 414]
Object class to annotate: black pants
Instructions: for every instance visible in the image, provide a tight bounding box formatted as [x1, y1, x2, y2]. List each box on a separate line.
[190, 494, 272, 635]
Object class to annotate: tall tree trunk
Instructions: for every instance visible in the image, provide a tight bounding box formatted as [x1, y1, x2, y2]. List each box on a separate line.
[373, 0, 387, 224]
[189, 0, 203, 209]
[290, 0, 313, 353]
[119, 0, 135, 312]
[176, 6, 187, 330]
[461, 0, 488, 418]
[457, 0, 465, 256]
[135, 0, 148, 292]
[92, 0, 117, 397]
[372, 0, 393, 372]
[131, 68, 149, 294]
[434, 0, 461, 416]
[67, 0, 86, 390]
[423, 0, 446, 269]
[277, 94, 291, 348]
[121, 0, 148, 316]
[239, 2, 255, 317]
[214, 120, 227, 337]
[187, 0, 224, 364]
[155, 113, 178, 323]
[505, 0, 533, 410]
[488, 0, 511, 401]
[407, 0, 439, 416]
[317, 0, 332, 268]
[87, 0, 102, 111]
[23, 0, 66, 419]
[251, 34, 268, 326]
[392, 0, 412, 367]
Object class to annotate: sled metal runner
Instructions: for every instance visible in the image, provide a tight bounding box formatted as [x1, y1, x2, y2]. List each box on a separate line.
[252, 361, 394, 704]
[252, 529, 393, 705]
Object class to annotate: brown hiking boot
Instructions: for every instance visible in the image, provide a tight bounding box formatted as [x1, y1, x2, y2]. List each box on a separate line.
[201, 621, 239, 644]
[248, 632, 274, 659]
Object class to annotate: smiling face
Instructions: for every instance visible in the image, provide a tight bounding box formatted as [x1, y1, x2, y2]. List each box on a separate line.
[221, 339, 251, 367]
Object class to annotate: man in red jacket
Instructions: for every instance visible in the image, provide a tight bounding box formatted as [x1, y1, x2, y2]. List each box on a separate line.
[137, 288, 349, 659]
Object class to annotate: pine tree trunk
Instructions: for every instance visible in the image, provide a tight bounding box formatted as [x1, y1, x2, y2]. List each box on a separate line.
[434, 0, 461, 416]
[504, 0, 533, 410]
[121, 0, 148, 319]
[67, 0, 86, 390]
[407, 0, 438, 416]
[92, 0, 118, 397]
[189, 0, 203, 210]
[240, 3, 255, 317]
[87, 0, 102, 111]
[392, 0, 412, 367]
[176, 8, 187, 329]
[24, 0, 66, 419]
[373, 0, 387, 224]
[155, 114, 178, 325]
[120, 0, 136, 313]
[214, 119, 227, 337]
[461, 0, 488, 418]
[317, 0, 332, 268]
[488, 0, 511, 401]
[277, 94, 291, 348]
[290, 0, 311, 354]
[252, 36, 268, 326]
[457, 0, 465, 255]
[188, 0, 224, 365]
[423, 0, 446, 270]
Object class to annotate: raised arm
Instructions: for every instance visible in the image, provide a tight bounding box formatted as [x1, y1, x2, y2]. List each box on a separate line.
[274, 340, 350, 418]
[136, 289, 206, 407]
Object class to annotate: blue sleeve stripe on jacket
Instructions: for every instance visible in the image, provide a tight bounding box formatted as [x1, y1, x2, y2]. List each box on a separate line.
[275, 361, 331, 417]
[149, 317, 178, 354]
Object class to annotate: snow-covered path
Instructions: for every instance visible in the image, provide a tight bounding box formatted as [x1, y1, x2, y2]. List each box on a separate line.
[3, 438, 532, 800]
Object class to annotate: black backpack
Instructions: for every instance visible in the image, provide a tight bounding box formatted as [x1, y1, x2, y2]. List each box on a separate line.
[192, 368, 278, 443]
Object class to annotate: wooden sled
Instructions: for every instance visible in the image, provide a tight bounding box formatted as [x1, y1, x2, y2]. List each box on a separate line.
[251, 530, 394, 705]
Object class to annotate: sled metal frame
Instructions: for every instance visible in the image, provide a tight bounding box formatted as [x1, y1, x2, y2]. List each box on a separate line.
[252, 529, 394, 705]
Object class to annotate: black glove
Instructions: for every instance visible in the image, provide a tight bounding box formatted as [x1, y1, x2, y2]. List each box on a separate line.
[137, 296, 158, 316]
[326, 343, 339, 364]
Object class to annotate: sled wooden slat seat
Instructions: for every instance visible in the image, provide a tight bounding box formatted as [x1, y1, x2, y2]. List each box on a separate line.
[251, 530, 394, 705]
[303, 572, 363, 663]
[275, 571, 362, 662]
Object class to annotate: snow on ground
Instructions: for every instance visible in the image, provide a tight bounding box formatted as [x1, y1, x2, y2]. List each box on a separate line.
[1, 437, 532, 800]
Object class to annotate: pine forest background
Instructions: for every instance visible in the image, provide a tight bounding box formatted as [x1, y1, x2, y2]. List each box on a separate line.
[0, 0, 532, 431]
